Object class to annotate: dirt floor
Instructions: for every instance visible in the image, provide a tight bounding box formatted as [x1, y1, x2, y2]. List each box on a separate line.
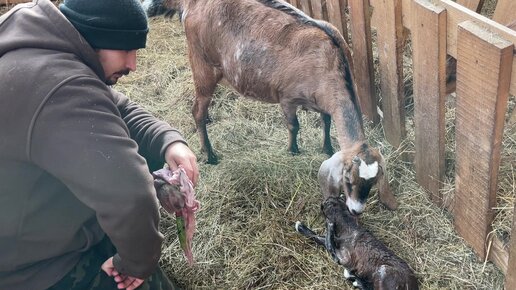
[1, 0, 514, 289]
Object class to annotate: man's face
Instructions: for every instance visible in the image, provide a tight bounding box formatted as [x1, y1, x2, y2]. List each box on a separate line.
[97, 49, 138, 85]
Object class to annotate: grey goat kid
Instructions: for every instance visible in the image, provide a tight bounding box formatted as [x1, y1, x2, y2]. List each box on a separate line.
[295, 197, 418, 290]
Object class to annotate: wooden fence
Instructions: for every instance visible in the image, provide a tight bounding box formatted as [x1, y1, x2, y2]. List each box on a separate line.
[1, 0, 27, 5]
[284, 0, 516, 287]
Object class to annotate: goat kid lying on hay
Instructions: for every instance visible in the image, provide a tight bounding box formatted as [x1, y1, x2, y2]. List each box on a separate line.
[295, 160, 418, 289]
[295, 197, 419, 290]
[144, 0, 398, 214]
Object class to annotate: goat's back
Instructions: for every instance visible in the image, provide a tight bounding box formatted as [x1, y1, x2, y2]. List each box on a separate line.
[183, 0, 351, 109]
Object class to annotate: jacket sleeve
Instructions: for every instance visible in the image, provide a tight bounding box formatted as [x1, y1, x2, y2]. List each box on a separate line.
[110, 88, 187, 171]
[29, 76, 163, 279]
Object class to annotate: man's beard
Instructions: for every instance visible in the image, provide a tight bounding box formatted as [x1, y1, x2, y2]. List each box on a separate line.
[105, 69, 130, 85]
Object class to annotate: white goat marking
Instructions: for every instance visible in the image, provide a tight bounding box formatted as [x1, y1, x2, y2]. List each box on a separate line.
[344, 268, 353, 279]
[359, 160, 378, 180]
[346, 198, 365, 214]
[181, 8, 188, 22]
[378, 265, 387, 279]
[327, 155, 344, 186]
[294, 221, 302, 232]
[235, 44, 242, 61]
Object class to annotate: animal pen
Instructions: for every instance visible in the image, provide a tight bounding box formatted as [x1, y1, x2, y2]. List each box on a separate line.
[284, 0, 515, 287]
[1, 0, 514, 288]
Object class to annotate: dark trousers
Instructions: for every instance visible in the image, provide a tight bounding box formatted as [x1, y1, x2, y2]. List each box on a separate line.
[48, 237, 180, 290]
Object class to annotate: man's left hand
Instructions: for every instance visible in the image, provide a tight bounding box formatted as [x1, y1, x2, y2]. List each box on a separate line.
[164, 142, 199, 187]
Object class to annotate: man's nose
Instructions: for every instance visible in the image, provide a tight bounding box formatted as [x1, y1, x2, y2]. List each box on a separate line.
[126, 50, 137, 72]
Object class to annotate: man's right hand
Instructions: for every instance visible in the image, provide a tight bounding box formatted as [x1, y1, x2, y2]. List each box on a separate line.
[101, 257, 144, 290]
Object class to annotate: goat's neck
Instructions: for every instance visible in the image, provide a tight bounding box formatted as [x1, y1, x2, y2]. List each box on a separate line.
[331, 102, 366, 149]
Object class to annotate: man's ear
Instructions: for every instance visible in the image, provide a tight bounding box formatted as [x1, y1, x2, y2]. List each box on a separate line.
[318, 152, 345, 199]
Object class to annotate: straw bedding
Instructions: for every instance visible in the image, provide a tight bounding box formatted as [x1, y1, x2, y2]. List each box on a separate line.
[1, 1, 512, 289]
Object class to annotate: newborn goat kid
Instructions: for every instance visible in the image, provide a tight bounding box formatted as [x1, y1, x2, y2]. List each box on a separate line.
[295, 197, 418, 290]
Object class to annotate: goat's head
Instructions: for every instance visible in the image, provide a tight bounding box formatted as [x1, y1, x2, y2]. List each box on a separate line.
[321, 196, 355, 225]
[318, 144, 397, 215]
[142, 0, 181, 18]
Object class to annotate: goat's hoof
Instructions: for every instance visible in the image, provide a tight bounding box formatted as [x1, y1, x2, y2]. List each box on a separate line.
[200, 152, 220, 165]
[206, 157, 219, 165]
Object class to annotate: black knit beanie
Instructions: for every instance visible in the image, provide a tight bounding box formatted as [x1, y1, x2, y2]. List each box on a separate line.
[59, 0, 149, 50]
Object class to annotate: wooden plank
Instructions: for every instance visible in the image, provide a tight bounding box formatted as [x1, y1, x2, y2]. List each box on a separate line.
[298, 0, 312, 16]
[326, 0, 345, 37]
[1, 0, 27, 5]
[310, 0, 324, 19]
[453, 20, 513, 261]
[492, 0, 516, 26]
[370, 0, 405, 146]
[401, 0, 516, 97]
[456, 0, 484, 12]
[490, 235, 509, 274]
[339, 0, 349, 42]
[412, 0, 447, 205]
[348, 0, 379, 125]
[505, 202, 516, 286]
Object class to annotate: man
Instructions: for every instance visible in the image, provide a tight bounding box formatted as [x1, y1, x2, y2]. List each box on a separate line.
[0, 0, 198, 289]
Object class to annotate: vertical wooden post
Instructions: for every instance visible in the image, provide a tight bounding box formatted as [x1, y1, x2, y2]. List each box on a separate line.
[339, 0, 349, 42]
[456, 0, 484, 12]
[310, 0, 324, 19]
[492, 0, 516, 26]
[505, 204, 516, 288]
[371, 0, 405, 146]
[290, 0, 300, 8]
[326, 0, 346, 38]
[347, 0, 379, 125]
[298, 0, 312, 16]
[453, 20, 513, 260]
[411, 0, 447, 205]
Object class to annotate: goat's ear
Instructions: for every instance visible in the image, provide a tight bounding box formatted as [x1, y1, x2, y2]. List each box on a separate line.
[377, 163, 398, 210]
[318, 152, 345, 199]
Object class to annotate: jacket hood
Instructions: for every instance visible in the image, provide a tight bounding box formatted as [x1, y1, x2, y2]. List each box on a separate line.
[0, 0, 104, 79]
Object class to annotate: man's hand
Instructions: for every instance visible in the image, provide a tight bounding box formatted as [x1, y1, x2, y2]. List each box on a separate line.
[164, 142, 199, 187]
[101, 257, 144, 290]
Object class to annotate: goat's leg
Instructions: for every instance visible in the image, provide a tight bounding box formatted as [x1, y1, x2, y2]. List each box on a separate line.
[190, 55, 221, 164]
[324, 222, 340, 264]
[294, 221, 325, 246]
[320, 113, 334, 156]
[281, 103, 299, 154]
[280, 102, 300, 155]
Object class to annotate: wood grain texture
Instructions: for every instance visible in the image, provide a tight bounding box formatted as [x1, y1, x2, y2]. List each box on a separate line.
[456, 0, 484, 12]
[505, 203, 516, 286]
[453, 20, 513, 261]
[492, 0, 516, 26]
[370, 0, 405, 146]
[411, 0, 447, 205]
[348, 0, 378, 125]
[401, 0, 516, 96]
